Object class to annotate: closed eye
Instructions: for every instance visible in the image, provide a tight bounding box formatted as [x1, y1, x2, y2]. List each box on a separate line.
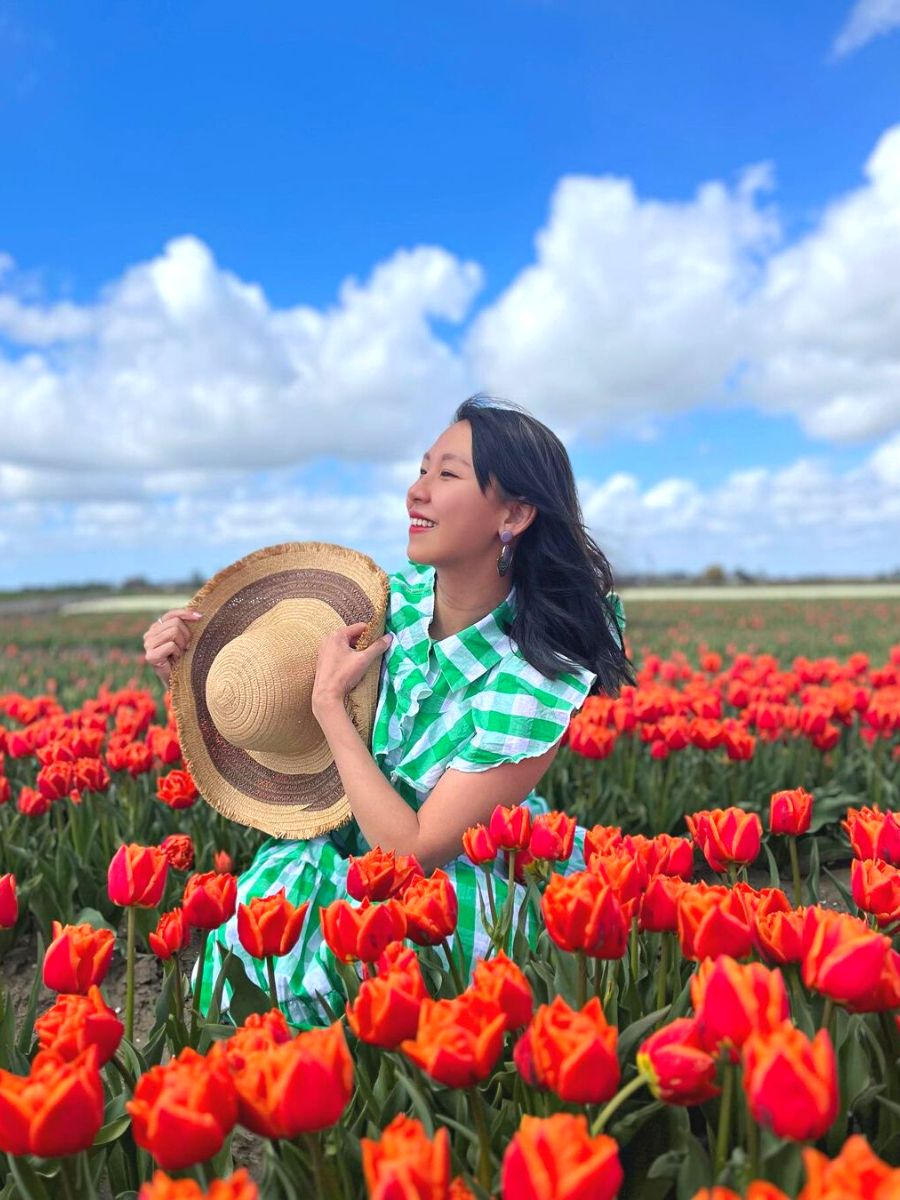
[418, 469, 458, 478]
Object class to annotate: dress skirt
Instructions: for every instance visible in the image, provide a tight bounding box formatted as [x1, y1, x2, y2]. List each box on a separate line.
[196, 795, 592, 1028]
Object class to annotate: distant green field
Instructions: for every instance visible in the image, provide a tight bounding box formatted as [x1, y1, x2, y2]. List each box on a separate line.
[1, 594, 898, 703]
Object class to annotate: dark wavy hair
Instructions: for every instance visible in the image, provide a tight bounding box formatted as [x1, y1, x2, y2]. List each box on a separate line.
[453, 394, 635, 696]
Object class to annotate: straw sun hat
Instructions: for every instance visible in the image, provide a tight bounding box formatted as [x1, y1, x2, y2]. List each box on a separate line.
[170, 542, 389, 840]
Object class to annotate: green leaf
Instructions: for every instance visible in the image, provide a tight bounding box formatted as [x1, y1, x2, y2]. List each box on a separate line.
[6, 1158, 52, 1200]
[15, 933, 46, 1057]
[94, 1114, 133, 1146]
[617, 1006, 672, 1063]
[675, 1132, 711, 1200]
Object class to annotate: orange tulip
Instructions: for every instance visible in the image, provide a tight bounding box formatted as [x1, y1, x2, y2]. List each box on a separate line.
[800, 1134, 900, 1200]
[752, 908, 805, 966]
[685, 807, 762, 872]
[320, 897, 408, 962]
[472, 952, 533, 1031]
[400, 870, 459, 946]
[36, 760, 74, 801]
[208, 1010, 294, 1075]
[237, 889, 309, 959]
[18, 786, 51, 816]
[589, 850, 649, 923]
[631, 832, 694, 879]
[34, 985, 123, 1065]
[637, 1017, 719, 1105]
[583, 824, 625, 864]
[517, 995, 619, 1105]
[0, 1045, 104, 1158]
[156, 768, 199, 809]
[107, 843, 169, 908]
[676, 882, 753, 961]
[488, 803, 532, 851]
[842, 948, 900, 1014]
[541, 871, 628, 959]
[160, 833, 195, 871]
[149, 908, 192, 960]
[72, 757, 110, 794]
[214, 850, 234, 874]
[691, 956, 789, 1059]
[43, 921, 115, 994]
[0, 873, 17, 928]
[362, 1114, 450, 1200]
[346, 845, 423, 901]
[769, 787, 813, 836]
[182, 871, 237, 929]
[690, 1188, 789, 1200]
[138, 1168, 259, 1199]
[128, 1046, 238, 1170]
[851, 858, 900, 926]
[346, 953, 427, 1049]
[401, 991, 506, 1088]
[801, 906, 892, 1006]
[842, 805, 900, 866]
[742, 1022, 838, 1141]
[229, 1021, 353, 1138]
[501, 1113, 623, 1200]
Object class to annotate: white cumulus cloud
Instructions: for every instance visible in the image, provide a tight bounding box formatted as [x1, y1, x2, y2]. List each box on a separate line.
[832, 0, 900, 57]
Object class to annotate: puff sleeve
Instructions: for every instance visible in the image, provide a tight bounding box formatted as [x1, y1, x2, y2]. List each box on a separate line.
[448, 655, 597, 773]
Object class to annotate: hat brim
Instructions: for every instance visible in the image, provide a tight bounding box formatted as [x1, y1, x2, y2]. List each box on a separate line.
[170, 541, 389, 840]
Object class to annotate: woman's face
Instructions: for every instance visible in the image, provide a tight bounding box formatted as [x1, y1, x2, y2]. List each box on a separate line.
[405, 420, 509, 567]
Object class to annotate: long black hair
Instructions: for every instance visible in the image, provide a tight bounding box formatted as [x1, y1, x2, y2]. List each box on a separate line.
[453, 394, 636, 696]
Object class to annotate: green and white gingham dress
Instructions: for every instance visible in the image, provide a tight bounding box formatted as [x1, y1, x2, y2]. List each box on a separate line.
[200, 560, 625, 1026]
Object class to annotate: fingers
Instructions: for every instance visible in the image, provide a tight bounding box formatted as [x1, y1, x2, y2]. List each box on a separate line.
[143, 609, 202, 674]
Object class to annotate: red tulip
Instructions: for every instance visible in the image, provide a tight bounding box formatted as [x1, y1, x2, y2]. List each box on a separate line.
[160, 833, 195, 872]
[542, 871, 628, 959]
[769, 788, 813, 836]
[742, 1022, 838, 1142]
[637, 1017, 719, 1105]
[462, 824, 497, 865]
[108, 843, 169, 908]
[529, 811, 576, 862]
[362, 1114, 451, 1200]
[182, 871, 237, 929]
[0, 874, 17, 928]
[517, 996, 619, 1105]
[676, 883, 753, 961]
[690, 956, 789, 1059]
[400, 870, 459, 946]
[802, 906, 892, 1006]
[346, 951, 427, 1049]
[128, 1046, 238, 1170]
[346, 845, 423, 901]
[685, 807, 762, 872]
[156, 769, 198, 809]
[149, 908, 192, 960]
[401, 991, 506, 1088]
[472, 952, 533, 1031]
[488, 804, 532, 851]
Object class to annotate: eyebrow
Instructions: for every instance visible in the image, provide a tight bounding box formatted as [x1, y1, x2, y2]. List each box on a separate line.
[422, 452, 471, 467]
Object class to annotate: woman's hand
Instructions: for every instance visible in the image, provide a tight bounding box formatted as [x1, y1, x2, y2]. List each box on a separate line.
[312, 622, 392, 716]
[142, 608, 203, 689]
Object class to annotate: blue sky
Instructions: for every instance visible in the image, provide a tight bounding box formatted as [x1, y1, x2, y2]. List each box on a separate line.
[2, 0, 900, 586]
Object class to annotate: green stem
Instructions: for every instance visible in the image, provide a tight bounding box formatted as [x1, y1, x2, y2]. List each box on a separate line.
[59, 1155, 79, 1200]
[656, 933, 669, 1011]
[629, 919, 639, 983]
[715, 1062, 735, 1179]
[110, 1053, 138, 1092]
[745, 1089, 760, 1180]
[506, 851, 518, 955]
[468, 1086, 493, 1193]
[190, 928, 210, 1042]
[266, 955, 279, 1010]
[788, 837, 803, 907]
[125, 906, 136, 1044]
[576, 951, 588, 1009]
[822, 997, 834, 1041]
[442, 938, 466, 993]
[590, 1073, 648, 1135]
[482, 864, 499, 926]
[172, 952, 185, 1031]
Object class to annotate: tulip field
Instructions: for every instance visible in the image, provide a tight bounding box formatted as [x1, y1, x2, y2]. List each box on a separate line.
[0, 599, 898, 1200]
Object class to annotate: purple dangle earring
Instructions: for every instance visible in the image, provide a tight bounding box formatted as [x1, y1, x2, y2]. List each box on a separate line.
[497, 530, 514, 577]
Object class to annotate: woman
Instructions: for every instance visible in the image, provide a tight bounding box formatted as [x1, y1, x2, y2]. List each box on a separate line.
[143, 396, 634, 1025]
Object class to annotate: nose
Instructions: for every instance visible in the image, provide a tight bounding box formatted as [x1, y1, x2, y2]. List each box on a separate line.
[408, 470, 430, 503]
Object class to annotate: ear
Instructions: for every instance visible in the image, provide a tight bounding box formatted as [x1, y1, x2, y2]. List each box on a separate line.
[503, 498, 537, 538]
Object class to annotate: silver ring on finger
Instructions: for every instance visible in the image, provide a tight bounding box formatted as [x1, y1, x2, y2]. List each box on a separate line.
[157, 617, 164, 625]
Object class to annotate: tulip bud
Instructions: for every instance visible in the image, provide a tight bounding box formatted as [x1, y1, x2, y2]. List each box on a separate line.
[685, 807, 762, 872]
[462, 824, 497, 865]
[690, 956, 789, 1059]
[637, 1017, 719, 1105]
[0, 873, 17, 928]
[769, 787, 813, 836]
[518, 995, 619, 1105]
[149, 908, 192, 960]
[400, 870, 459, 947]
[347, 957, 427, 1049]
[473, 952, 533, 1031]
[528, 811, 576, 862]
[541, 871, 628, 959]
